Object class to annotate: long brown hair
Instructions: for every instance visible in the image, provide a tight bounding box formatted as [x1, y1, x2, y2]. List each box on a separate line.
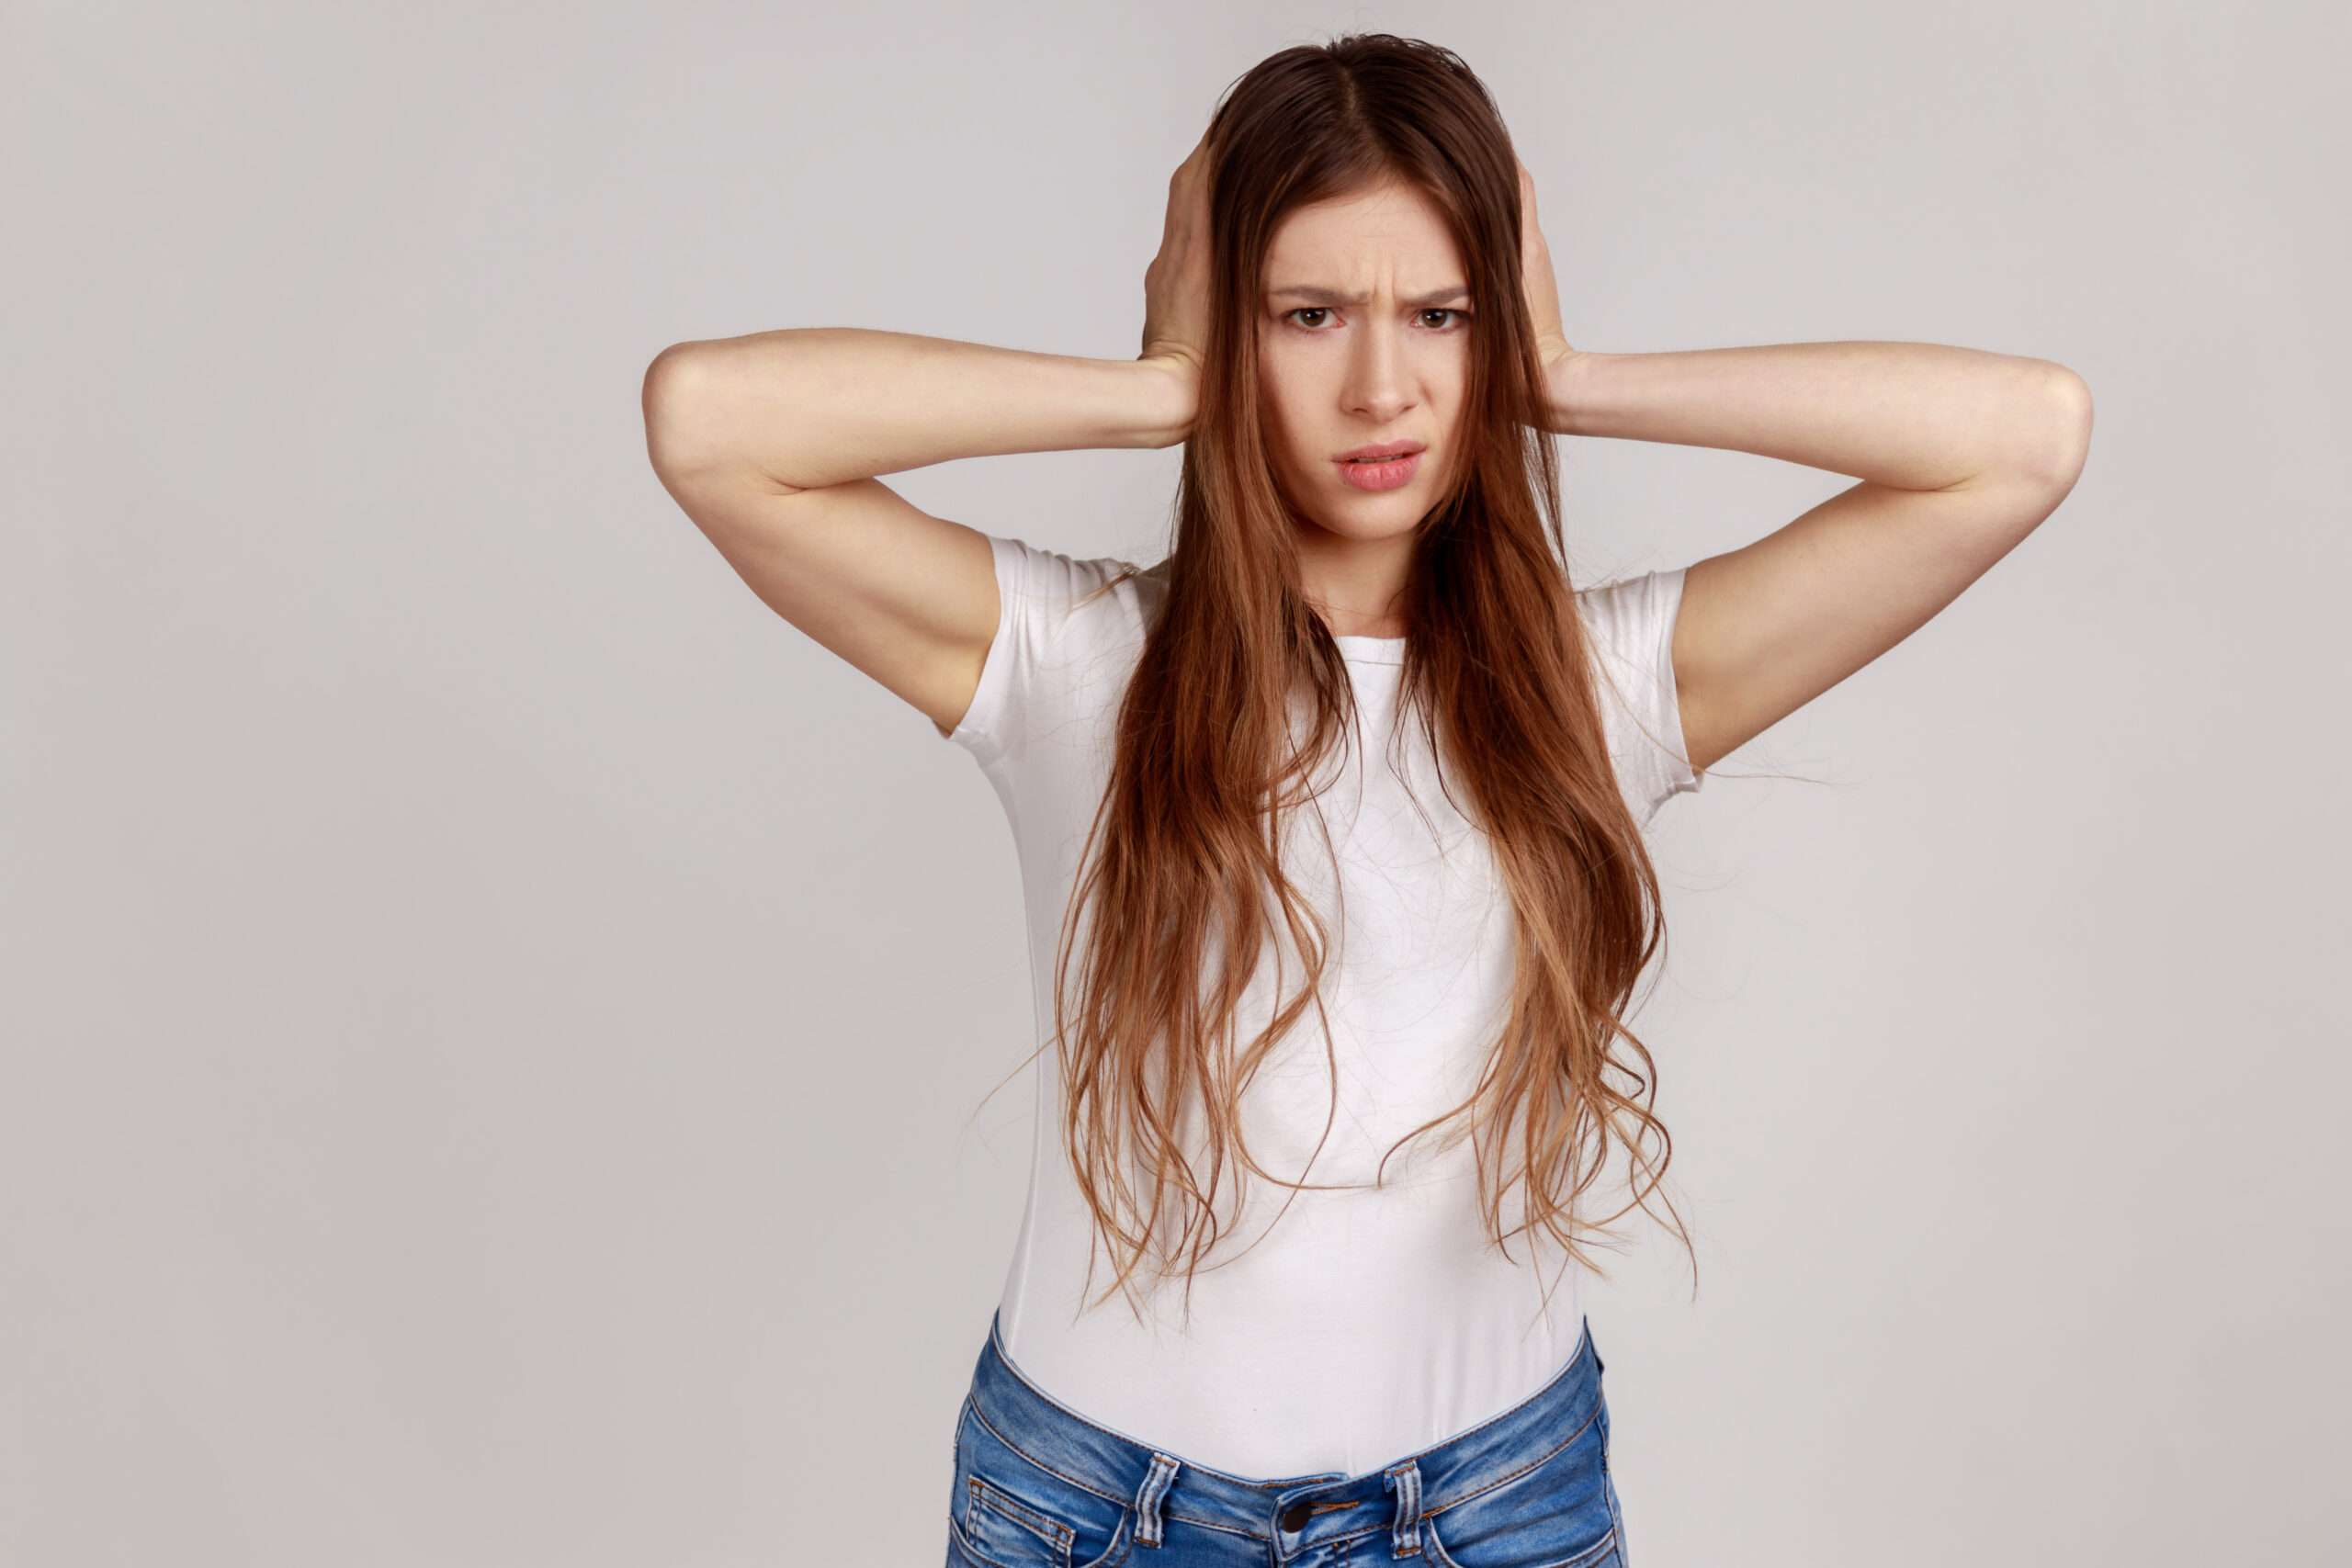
[1007, 34, 1697, 1326]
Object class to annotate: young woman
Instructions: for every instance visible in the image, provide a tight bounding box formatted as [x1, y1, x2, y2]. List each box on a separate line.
[642, 33, 2090, 1568]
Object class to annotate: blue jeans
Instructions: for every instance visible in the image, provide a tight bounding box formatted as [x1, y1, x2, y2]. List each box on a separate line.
[944, 1308, 1630, 1568]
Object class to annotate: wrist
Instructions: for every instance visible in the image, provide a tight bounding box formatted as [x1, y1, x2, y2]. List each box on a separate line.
[1544, 349, 1613, 437]
[1129, 354, 1201, 449]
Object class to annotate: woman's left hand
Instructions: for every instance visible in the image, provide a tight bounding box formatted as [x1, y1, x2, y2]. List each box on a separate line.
[1516, 157, 1581, 409]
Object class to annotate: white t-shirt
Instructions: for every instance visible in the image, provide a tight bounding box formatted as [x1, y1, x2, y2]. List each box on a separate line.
[938, 532, 1704, 1479]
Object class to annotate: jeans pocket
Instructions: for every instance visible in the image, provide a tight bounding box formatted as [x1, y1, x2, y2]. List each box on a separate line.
[1420, 1398, 1620, 1568]
[948, 1397, 1136, 1568]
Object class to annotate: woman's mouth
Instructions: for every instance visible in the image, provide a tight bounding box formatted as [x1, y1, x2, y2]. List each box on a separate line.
[1333, 451, 1423, 491]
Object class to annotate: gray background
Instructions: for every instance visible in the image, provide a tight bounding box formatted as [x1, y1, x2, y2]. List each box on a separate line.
[6, 3, 2346, 1564]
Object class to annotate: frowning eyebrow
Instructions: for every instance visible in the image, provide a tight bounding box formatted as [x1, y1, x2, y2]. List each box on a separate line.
[1266, 284, 1473, 307]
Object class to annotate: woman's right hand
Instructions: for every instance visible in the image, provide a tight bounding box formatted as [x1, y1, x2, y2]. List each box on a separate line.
[1137, 127, 1215, 445]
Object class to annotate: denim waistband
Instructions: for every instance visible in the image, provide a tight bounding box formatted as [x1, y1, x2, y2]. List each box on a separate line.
[964, 1307, 1606, 1558]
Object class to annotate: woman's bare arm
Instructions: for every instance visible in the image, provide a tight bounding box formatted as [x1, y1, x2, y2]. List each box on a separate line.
[639, 332, 1191, 735]
[1514, 161, 2092, 779]
[1551, 342, 2093, 777]
[644, 329, 1192, 490]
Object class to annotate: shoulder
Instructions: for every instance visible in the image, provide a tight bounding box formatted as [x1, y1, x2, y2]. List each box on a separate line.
[1574, 566, 1686, 660]
[985, 534, 1163, 642]
[1572, 565, 1706, 818]
[941, 534, 1163, 765]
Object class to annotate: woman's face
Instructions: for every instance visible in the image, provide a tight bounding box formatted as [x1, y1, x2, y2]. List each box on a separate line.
[1256, 179, 1473, 547]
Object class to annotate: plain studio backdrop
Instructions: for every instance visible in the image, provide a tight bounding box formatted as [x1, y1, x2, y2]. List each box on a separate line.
[6, 3, 2346, 1565]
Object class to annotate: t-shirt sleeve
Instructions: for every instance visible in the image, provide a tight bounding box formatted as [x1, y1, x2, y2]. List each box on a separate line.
[1575, 565, 1707, 821]
[937, 531, 1138, 770]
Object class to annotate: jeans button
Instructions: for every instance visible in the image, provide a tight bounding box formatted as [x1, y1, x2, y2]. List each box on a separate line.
[1278, 1501, 1312, 1531]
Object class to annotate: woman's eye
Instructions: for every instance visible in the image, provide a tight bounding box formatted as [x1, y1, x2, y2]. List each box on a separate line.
[1282, 307, 1470, 331]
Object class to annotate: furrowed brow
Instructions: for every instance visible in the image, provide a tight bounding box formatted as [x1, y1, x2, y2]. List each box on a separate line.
[1266, 285, 1473, 307]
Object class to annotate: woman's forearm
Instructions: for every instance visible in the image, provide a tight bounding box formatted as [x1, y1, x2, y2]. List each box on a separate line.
[1549, 342, 2091, 492]
[643, 328, 1192, 492]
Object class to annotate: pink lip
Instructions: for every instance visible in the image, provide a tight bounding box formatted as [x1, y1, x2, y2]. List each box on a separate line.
[1334, 440, 1427, 461]
[1333, 450, 1422, 492]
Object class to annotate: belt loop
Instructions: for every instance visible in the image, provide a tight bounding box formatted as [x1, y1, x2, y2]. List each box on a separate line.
[1384, 1459, 1422, 1557]
[1133, 1452, 1181, 1548]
